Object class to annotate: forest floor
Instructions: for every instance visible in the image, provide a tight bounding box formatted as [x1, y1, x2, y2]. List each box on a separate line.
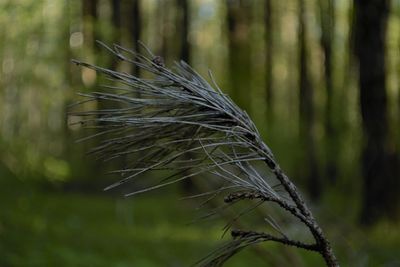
[0, 167, 399, 266]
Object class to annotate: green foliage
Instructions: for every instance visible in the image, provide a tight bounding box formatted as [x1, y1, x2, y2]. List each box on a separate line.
[1, 0, 400, 265]
[0, 0, 73, 181]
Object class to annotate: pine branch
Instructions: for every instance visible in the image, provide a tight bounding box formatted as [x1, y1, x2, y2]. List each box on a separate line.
[70, 41, 339, 267]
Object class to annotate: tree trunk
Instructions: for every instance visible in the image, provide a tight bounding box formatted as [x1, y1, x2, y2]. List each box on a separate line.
[159, 0, 169, 59]
[318, 0, 337, 184]
[111, 0, 121, 40]
[176, 0, 195, 193]
[226, 0, 252, 114]
[177, 0, 190, 63]
[130, 0, 141, 76]
[265, 0, 273, 126]
[298, 0, 321, 200]
[82, 0, 98, 51]
[337, 1, 356, 150]
[110, 0, 121, 69]
[354, 0, 399, 224]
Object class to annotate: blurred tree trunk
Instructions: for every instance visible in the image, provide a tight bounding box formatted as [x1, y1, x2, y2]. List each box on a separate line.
[110, 0, 121, 69]
[354, 0, 399, 224]
[63, 0, 72, 152]
[82, 0, 106, 186]
[176, 0, 195, 193]
[298, 0, 321, 200]
[265, 0, 273, 125]
[111, 0, 121, 42]
[82, 0, 98, 51]
[318, 0, 337, 184]
[226, 0, 252, 114]
[340, 2, 356, 131]
[177, 0, 190, 63]
[130, 0, 141, 76]
[159, 0, 169, 58]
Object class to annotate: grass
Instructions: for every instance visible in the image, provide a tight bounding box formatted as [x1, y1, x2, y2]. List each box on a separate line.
[0, 166, 399, 266]
[0, 186, 215, 266]
[0, 169, 269, 267]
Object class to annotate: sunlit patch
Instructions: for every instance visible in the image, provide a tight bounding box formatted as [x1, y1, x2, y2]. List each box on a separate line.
[44, 157, 70, 182]
[82, 67, 97, 87]
[70, 32, 84, 48]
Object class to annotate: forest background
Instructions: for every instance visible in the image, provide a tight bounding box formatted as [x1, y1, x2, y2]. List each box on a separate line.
[0, 0, 399, 266]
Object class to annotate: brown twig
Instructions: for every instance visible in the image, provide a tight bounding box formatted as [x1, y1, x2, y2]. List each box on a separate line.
[231, 229, 319, 252]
